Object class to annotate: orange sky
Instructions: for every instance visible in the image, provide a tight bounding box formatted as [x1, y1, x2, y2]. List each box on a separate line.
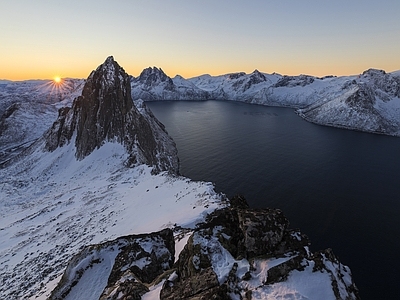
[1, 1, 399, 80]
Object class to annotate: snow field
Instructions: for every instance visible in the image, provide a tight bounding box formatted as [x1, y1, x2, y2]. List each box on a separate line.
[0, 141, 225, 299]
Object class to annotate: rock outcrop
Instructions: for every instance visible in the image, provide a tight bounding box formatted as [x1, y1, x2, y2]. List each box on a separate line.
[50, 229, 175, 300]
[44, 56, 179, 173]
[51, 195, 359, 300]
[161, 196, 359, 299]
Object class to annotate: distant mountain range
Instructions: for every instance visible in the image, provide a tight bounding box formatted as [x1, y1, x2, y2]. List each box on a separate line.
[131, 66, 400, 137]
[0, 57, 360, 299]
[2, 66, 399, 162]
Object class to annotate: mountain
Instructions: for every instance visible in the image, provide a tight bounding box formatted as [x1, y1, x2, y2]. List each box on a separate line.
[0, 78, 84, 164]
[0, 57, 220, 299]
[297, 69, 400, 136]
[3, 66, 400, 140]
[43, 56, 178, 173]
[0, 57, 359, 299]
[134, 67, 400, 137]
[130, 67, 208, 101]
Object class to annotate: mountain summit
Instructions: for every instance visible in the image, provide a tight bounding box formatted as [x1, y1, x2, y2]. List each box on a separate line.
[44, 56, 178, 173]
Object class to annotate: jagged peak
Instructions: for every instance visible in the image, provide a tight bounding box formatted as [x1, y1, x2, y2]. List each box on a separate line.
[227, 72, 246, 80]
[140, 66, 166, 75]
[137, 66, 171, 84]
[45, 56, 133, 157]
[105, 55, 115, 63]
[43, 57, 179, 174]
[173, 74, 184, 79]
[362, 68, 386, 76]
[86, 56, 128, 88]
[250, 69, 266, 81]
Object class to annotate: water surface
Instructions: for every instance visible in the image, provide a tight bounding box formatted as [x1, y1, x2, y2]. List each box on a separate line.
[147, 100, 400, 299]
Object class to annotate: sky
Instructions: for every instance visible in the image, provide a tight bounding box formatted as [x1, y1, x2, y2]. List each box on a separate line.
[1, 0, 400, 80]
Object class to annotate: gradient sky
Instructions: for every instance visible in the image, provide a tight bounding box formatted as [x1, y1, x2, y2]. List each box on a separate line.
[1, 0, 400, 80]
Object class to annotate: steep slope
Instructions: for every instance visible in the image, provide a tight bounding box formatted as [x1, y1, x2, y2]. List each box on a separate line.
[43, 56, 178, 173]
[130, 67, 208, 101]
[49, 196, 359, 300]
[297, 69, 400, 135]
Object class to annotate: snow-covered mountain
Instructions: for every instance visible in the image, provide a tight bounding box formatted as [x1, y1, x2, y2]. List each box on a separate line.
[130, 67, 208, 101]
[132, 67, 400, 136]
[0, 57, 359, 299]
[297, 69, 400, 136]
[0, 78, 84, 164]
[3, 65, 400, 146]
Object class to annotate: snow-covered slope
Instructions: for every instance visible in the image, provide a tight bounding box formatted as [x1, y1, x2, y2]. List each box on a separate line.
[0, 141, 224, 299]
[0, 78, 84, 164]
[130, 67, 208, 101]
[0, 57, 360, 299]
[0, 57, 223, 299]
[297, 69, 400, 135]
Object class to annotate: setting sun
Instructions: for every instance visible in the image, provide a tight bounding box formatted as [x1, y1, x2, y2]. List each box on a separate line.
[54, 76, 61, 84]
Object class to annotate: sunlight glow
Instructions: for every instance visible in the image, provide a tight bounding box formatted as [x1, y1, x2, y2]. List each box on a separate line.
[34, 77, 74, 103]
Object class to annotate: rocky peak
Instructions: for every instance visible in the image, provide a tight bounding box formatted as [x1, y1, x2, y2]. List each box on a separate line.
[362, 68, 386, 77]
[242, 69, 267, 91]
[227, 72, 246, 80]
[138, 66, 172, 86]
[360, 68, 400, 97]
[44, 56, 179, 173]
[274, 74, 315, 88]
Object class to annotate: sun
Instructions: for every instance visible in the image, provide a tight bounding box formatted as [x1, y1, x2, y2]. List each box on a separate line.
[53, 76, 62, 84]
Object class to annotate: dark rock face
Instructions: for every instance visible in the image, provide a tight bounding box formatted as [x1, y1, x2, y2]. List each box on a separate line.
[50, 195, 359, 299]
[50, 229, 175, 300]
[44, 56, 179, 173]
[244, 70, 267, 88]
[227, 72, 246, 80]
[274, 74, 315, 88]
[344, 85, 376, 109]
[361, 68, 400, 98]
[137, 67, 174, 90]
[0, 103, 20, 135]
[159, 196, 359, 300]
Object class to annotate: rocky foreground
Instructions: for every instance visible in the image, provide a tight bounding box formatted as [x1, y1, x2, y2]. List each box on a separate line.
[50, 196, 359, 300]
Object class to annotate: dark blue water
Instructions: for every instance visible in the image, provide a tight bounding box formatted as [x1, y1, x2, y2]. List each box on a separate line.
[147, 100, 400, 300]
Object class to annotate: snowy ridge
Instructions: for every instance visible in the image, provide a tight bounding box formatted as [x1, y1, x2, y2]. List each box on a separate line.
[297, 69, 400, 136]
